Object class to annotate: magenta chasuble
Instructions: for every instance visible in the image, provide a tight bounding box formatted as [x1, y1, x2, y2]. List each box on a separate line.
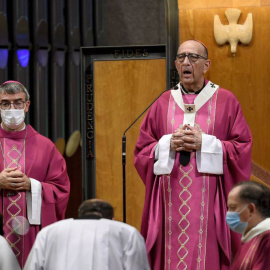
[134, 82, 252, 270]
[0, 125, 70, 268]
[231, 231, 270, 270]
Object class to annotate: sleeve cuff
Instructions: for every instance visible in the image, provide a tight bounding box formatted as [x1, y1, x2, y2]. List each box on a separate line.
[26, 178, 42, 225]
[154, 134, 175, 175]
[196, 134, 223, 174]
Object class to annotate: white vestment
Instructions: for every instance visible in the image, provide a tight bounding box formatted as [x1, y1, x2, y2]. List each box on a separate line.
[0, 235, 21, 270]
[24, 218, 150, 270]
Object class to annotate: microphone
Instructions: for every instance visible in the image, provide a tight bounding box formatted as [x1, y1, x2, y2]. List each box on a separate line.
[179, 125, 191, 166]
[179, 149, 190, 166]
[122, 85, 179, 223]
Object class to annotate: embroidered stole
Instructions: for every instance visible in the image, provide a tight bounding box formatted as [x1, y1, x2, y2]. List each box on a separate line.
[163, 81, 219, 270]
[1, 136, 26, 266]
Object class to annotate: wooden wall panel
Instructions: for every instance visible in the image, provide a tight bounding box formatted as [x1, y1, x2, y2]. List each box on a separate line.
[94, 59, 166, 229]
[178, 0, 261, 10]
[262, 0, 270, 6]
[178, 5, 270, 174]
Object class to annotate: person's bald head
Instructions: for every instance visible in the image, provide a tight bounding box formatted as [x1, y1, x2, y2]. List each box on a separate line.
[178, 40, 208, 59]
[228, 181, 270, 218]
[78, 199, 114, 219]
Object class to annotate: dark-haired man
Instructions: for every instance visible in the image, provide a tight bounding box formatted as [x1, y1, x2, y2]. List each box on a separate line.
[134, 40, 252, 269]
[0, 81, 70, 268]
[227, 181, 270, 269]
[24, 199, 150, 270]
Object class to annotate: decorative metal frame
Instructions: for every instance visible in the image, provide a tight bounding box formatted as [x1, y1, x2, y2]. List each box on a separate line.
[80, 45, 166, 200]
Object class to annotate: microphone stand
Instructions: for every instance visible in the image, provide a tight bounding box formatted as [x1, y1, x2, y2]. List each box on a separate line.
[122, 86, 178, 223]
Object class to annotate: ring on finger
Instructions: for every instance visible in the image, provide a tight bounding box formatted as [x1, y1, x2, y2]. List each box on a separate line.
[11, 183, 16, 187]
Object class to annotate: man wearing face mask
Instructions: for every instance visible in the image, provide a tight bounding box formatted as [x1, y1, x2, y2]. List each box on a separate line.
[0, 81, 70, 268]
[226, 181, 270, 269]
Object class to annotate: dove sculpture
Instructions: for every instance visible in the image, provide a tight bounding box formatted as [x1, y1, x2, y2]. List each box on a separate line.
[214, 8, 253, 55]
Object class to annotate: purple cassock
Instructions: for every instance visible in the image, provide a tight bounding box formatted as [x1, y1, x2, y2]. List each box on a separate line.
[134, 81, 252, 270]
[0, 125, 70, 268]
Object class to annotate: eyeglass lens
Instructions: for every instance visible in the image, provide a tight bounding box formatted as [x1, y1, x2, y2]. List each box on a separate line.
[0, 101, 25, 110]
[177, 54, 200, 63]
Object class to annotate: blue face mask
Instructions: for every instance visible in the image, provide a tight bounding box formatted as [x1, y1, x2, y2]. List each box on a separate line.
[226, 205, 249, 234]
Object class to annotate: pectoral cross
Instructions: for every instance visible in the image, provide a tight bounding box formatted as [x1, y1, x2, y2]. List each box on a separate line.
[184, 104, 196, 114]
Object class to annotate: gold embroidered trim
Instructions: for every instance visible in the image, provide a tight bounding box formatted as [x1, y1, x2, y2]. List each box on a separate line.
[177, 162, 193, 270]
[2, 136, 27, 261]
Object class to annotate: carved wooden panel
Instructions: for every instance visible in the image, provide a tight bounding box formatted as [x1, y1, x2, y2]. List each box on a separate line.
[81, 45, 166, 228]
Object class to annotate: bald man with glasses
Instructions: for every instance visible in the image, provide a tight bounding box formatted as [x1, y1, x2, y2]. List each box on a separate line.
[134, 40, 252, 270]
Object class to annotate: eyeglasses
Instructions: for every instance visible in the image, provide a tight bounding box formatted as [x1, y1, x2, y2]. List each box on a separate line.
[0, 101, 26, 110]
[176, 53, 207, 63]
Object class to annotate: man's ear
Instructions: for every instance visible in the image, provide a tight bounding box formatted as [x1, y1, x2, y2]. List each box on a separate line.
[248, 203, 256, 215]
[203, 59, 211, 74]
[24, 100, 30, 113]
[174, 60, 177, 68]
